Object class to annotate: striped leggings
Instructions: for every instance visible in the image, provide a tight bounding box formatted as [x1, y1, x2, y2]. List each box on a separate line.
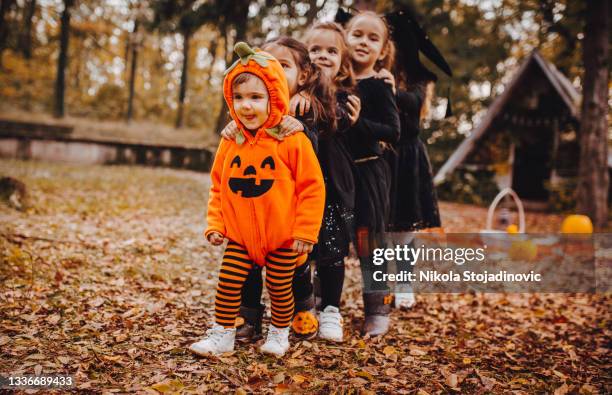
[214, 241, 298, 328]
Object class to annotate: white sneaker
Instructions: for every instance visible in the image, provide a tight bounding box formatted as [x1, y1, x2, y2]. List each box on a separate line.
[318, 305, 343, 342]
[189, 324, 235, 356]
[260, 325, 290, 357]
[394, 292, 416, 309]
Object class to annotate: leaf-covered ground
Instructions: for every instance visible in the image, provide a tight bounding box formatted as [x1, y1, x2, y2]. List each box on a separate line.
[1, 159, 610, 394]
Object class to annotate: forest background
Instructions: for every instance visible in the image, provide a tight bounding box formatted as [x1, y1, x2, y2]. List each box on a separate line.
[0, 0, 607, 209]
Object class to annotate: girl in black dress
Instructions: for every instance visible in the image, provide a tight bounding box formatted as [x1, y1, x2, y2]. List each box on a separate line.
[345, 11, 401, 336]
[380, 71, 442, 309]
[377, 6, 449, 309]
[302, 21, 360, 342]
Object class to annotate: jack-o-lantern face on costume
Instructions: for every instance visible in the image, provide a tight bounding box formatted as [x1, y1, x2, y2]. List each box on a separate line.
[228, 154, 276, 198]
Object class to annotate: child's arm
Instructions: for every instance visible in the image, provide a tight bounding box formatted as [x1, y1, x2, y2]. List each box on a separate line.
[285, 134, 325, 244]
[204, 139, 229, 242]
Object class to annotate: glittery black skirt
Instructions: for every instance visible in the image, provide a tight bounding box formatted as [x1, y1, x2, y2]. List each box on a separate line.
[311, 196, 354, 266]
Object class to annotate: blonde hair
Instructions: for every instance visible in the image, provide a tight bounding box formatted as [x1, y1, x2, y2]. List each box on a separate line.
[346, 11, 396, 72]
[304, 22, 355, 90]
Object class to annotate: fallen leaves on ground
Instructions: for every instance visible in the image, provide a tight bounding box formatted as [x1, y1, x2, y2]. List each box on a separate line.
[0, 159, 609, 393]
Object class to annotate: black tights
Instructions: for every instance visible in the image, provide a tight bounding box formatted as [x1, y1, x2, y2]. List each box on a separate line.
[316, 260, 345, 308]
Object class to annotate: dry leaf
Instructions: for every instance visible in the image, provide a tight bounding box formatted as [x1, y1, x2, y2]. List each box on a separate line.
[409, 346, 427, 356]
[554, 383, 570, 395]
[292, 374, 306, 384]
[274, 383, 291, 394]
[272, 372, 285, 384]
[356, 370, 374, 381]
[150, 379, 184, 394]
[385, 367, 399, 377]
[89, 297, 105, 307]
[383, 345, 397, 357]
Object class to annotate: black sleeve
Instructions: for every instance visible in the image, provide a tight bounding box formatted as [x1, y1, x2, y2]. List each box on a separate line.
[298, 119, 318, 154]
[397, 87, 424, 114]
[353, 83, 400, 144]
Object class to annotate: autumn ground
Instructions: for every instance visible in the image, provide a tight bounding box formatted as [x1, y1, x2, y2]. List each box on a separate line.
[0, 159, 610, 394]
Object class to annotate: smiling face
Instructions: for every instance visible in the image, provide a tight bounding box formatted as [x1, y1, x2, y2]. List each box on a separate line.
[264, 43, 307, 96]
[232, 74, 270, 131]
[306, 29, 342, 80]
[346, 14, 387, 75]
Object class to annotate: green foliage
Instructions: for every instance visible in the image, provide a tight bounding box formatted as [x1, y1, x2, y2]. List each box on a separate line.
[436, 169, 500, 206]
[545, 177, 577, 212]
[0, 0, 586, 150]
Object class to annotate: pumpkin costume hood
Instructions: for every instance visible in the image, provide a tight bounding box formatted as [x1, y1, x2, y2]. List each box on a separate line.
[223, 42, 290, 144]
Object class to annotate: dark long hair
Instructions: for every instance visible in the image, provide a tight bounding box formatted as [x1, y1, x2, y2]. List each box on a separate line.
[263, 36, 337, 133]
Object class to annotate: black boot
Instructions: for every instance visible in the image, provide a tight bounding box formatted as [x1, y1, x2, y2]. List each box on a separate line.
[235, 304, 265, 343]
[361, 291, 392, 336]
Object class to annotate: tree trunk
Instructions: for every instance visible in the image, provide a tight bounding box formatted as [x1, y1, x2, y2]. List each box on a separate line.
[213, 28, 233, 134]
[126, 20, 139, 122]
[19, 0, 36, 59]
[305, 0, 323, 27]
[214, 3, 248, 134]
[53, 0, 73, 118]
[175, 30, 190, 128]
[576, 0, 609, 229]
[0, 0, 17, 66]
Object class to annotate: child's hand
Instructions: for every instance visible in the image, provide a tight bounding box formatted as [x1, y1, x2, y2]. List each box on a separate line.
[221, 120, 239, 140]
[278, 115, 304, 138]
[346, 95, 361, 125]
[292, 239, 314, 254]
[376, 68, 396, 94]
[207, 232, 224, 246]
[290, 92, 311, 117]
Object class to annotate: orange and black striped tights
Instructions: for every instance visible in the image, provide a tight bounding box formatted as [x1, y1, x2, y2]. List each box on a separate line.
[214, 241, 298, 328]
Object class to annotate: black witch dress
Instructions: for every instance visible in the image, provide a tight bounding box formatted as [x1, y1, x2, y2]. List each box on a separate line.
[386, 85, 441, 232]
[345, 77, 401, 237]
[310, 91, 356, 265]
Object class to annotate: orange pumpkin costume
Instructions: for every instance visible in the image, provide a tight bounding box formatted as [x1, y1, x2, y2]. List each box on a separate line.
[205, 43, 325, 328]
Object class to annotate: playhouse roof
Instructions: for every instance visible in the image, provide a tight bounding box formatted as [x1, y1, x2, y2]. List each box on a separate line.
[434, 50, 581, 186]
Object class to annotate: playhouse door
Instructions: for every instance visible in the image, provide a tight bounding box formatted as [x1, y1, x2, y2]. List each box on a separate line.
[511, 133, 551, 201]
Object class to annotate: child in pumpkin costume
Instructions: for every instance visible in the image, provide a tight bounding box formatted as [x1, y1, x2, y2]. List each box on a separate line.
[189, 43, 325, 357]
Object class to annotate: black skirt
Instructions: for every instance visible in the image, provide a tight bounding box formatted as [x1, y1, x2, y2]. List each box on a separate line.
[386, 137, 441, 231]
[353, 157, 391, 235]
[311, 196, 354, 266]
